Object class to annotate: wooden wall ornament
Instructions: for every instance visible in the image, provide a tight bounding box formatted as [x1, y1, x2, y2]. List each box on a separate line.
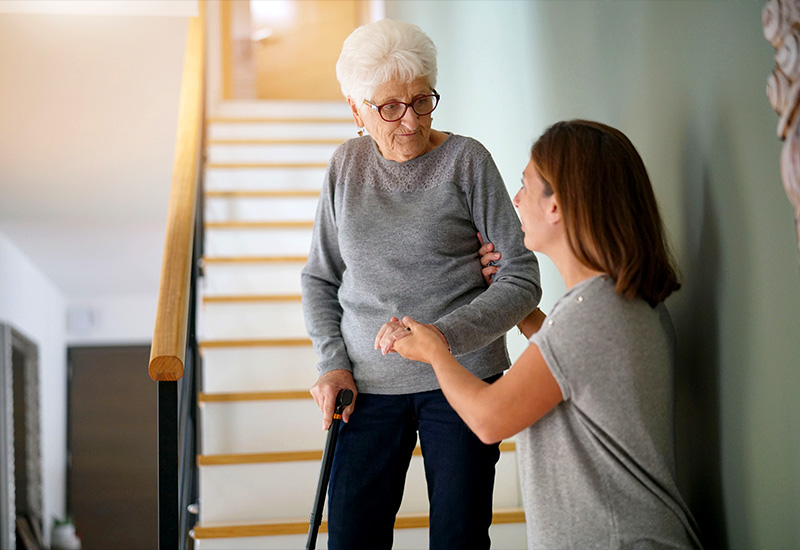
[764, 0, 800, 269]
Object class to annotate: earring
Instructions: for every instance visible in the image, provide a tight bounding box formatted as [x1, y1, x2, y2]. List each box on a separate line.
[357, 127, 365, 137]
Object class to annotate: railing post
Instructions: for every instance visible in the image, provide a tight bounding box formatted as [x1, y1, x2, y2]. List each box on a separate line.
[158, 381, 179, 550]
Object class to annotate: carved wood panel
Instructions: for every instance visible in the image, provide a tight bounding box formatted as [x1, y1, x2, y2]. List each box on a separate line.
[764, 0, 800, 270]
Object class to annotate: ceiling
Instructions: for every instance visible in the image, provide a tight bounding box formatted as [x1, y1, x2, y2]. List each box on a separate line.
[0, 1, 196, 301]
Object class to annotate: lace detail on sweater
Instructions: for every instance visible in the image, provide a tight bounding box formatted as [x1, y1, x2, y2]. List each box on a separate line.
[332, 134, 488, 193]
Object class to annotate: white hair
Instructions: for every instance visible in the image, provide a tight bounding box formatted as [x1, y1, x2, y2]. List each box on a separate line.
[335, 19, 438, 107]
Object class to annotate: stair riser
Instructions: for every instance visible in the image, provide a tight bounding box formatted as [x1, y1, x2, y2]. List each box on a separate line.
[201, 399, 326, 454]
[202, 263, 305, 295]
[194, 522, 527, 550]
[205, 167, 326, 191]
[205, 196, 319, 223]
[204, 228, 312, 256]
[199, 451, 520, 522]
[208, 122, 354, 141]
[199, 301, 306, 340]
[202, 347, 319, 393]
[208, 143, 339, 164]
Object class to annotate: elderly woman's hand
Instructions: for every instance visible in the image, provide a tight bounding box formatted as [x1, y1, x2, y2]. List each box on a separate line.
[374, 316, 408, 355]
[310, 369, 357, 430]
[393, 316, 451, 365]
[478, 232, 501, 285]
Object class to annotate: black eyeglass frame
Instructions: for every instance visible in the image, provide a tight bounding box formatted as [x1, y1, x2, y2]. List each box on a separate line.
[362, 90, 441, 122]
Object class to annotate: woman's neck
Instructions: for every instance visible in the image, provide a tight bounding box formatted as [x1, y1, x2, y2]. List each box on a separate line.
[547, 246, 606, 290]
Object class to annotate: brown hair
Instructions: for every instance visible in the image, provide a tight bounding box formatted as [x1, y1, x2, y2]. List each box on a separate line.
[530, 120, 680, 305]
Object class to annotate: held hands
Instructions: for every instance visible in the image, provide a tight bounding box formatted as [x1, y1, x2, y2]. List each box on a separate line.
[374, 316, 448, 355]
[374, 316, 407, 355]
[374, 316, 450, 364]
[310, 369, 357, 430]
[392, 317, 450, 364]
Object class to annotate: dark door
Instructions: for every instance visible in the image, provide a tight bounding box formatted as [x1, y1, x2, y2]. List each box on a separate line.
[68, 346, 157, 550]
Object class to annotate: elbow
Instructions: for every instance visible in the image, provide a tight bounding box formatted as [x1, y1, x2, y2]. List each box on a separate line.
[476, 431, 503, 445]
[468, 415, 507, 445]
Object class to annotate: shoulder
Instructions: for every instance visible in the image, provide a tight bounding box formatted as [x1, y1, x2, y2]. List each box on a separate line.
[530, 276, 673, 400]
[325, 136, 377, 186]
[330, 135, 373, 164]
[536, 276, 673, 354]
[434, 134, 499, 194]
[439, 133, 492, 163]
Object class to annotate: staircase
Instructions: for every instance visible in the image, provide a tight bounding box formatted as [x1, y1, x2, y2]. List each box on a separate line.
[191, 101, 528, 549]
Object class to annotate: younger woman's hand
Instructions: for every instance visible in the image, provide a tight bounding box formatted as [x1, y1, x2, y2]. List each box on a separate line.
[393, 316, 451, 365]
[477, 232, 501, 285]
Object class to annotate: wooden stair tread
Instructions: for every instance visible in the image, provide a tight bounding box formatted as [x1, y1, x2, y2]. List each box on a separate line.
[201, 255, 307, 264]
[202, 293, 302, 304]
[205, 189, 320, 198]
[191, 507, 525, 539]
[198, 338, 312, 349]
[205, 220, 314, 229]
[198, 390, 311, 402]
[198, 442, 517, 466]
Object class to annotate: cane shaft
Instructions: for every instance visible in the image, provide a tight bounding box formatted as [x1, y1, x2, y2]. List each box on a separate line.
[306, 389, 352, 550]
[306, 416, 340, 549]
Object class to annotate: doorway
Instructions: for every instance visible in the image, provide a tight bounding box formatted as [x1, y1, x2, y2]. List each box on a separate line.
[67, 345, 157, 550]
[221, 0, 375, 100]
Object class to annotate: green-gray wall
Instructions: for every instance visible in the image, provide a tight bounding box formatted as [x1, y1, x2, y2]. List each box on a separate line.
[384, 1, 800, 548]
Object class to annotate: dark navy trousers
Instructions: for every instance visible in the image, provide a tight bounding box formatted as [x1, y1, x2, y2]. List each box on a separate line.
[326, 383, 501, 550]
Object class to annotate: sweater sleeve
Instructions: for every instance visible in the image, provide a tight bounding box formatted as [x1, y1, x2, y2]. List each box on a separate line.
[433, 153, 542, 356]
[300, 163, 353, 375]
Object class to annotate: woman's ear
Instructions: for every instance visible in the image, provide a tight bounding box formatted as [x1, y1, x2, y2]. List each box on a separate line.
[347, 97, 365, 129]
[545, 196, 561, 225]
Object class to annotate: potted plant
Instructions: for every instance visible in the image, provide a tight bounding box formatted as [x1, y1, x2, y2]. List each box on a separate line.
[51, 516, 81, 550]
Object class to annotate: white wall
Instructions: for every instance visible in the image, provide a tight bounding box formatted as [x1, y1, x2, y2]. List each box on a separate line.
[0, 11, 188, 299]
[66, 293, 157, 345]
[0, 232, 67, 545]
[386, 1, 800, 548]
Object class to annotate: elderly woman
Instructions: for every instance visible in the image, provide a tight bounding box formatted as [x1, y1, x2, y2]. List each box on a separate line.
[391, 120, 704, 549]
[300, 19, 541, 550]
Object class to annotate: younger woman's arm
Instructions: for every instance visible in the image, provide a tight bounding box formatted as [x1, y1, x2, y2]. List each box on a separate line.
[394, 316, 563, 444]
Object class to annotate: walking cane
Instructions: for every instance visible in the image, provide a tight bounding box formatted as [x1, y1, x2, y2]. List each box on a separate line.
[306, 388, 353, 550]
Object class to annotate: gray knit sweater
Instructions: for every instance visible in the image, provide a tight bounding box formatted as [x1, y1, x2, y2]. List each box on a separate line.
[301, 133, 541, 394]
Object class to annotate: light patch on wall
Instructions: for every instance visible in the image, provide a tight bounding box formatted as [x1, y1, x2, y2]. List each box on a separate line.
[66, 307, 97, 336]
[0, 0, 198, 17]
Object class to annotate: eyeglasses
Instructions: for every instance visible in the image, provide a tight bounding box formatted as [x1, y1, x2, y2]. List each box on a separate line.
[363, 90, 440, 122]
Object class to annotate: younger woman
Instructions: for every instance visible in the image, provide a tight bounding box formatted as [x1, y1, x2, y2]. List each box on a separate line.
[382, 120, 703, 549]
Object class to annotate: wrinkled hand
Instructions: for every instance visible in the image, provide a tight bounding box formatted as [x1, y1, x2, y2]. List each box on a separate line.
[374, 316, 410, 355]
[310, 369, 357, 430]
[393, 316, 451, 364]
[478, 232, 501, 285]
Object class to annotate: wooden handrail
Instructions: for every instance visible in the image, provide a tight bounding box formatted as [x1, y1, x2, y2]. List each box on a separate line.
[149, 5, 206, 382]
